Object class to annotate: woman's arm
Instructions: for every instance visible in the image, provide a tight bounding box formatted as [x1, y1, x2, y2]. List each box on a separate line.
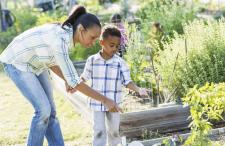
[72, 82, 122, 112]
[50, 65, 72, 92]
[50, 65, 121, 112]
[50, 65, 65, 81]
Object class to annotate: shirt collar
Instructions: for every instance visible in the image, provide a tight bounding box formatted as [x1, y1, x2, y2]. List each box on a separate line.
[94, 52, 117, 64]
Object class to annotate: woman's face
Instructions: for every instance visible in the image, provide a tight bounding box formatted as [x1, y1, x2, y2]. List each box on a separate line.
[77, 25, 101, 48]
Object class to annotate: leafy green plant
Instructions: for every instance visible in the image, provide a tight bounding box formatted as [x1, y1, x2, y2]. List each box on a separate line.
[124, 23, 151, 88]
[0, 8, 38, 52]
[141, 129, 162, 140]
[36, 10, 67, 25]
[69, 42, 101, 61]
[0, 8, 66, 53]
[137, 0, 197, 40]
[157, 19, 225, 99]
[162, 134, 184, 146]
[125, 23, 166, 104]
[183, 83, 225, 146]
[77, 0, 103, 14]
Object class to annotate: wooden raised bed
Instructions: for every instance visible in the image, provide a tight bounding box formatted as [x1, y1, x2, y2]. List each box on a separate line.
[120, 105, 190, 138]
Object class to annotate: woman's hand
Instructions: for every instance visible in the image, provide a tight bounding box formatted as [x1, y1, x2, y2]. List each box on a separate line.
[65, 82, 77, 93]
[67, 82, 123, 113]
[69, 86, 122, 112]
[68, 86, 77, 93]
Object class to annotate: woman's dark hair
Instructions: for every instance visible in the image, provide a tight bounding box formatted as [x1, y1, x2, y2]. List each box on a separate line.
[111, 13, 122, 23]
[101, 25, 121, 40]
[62, 5, 101, 32]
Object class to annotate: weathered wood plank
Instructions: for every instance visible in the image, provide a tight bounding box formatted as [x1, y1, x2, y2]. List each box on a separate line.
[120, 105, 190, 138]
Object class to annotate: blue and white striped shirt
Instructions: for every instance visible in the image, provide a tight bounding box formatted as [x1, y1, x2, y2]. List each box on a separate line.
[81, 52, 132, 111]
[0, 23, 80, 88]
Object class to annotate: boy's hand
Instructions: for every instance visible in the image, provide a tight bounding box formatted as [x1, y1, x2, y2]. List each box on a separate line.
[138, 88, 149, 98]
[104, 98, 123, 113]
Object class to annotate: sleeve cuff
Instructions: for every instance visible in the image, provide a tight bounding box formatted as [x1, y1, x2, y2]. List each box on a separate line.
[70, 78, 82, 88]
[80, 73, 88, 82]
[124, 80, 132, 86]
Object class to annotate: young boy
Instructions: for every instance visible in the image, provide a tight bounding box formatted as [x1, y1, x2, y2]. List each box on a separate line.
[81, 25, 149, 146]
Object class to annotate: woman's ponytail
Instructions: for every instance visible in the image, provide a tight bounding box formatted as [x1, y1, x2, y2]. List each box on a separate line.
[62, 5, 86, 28]
[62, 5, 101, 34]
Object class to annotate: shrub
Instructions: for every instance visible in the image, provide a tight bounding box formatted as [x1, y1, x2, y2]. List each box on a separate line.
[157, 19, 225, 100]
[36, 10, 67, 25]
[0, 8, 38, 52]
[137, 0, 197, 40]
[183, 83, 225, 146]
[0, 8, 67, 53]
[124, 24, 150, 86]
[69, 42, 101, 61]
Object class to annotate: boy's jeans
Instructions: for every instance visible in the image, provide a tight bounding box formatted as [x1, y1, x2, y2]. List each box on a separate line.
[3, 63, 64, 146]
[93, 111, 121, 146]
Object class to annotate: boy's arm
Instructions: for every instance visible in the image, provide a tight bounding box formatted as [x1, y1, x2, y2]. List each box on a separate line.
[120, 59, 149, 97]
[126, 82, 139, 92]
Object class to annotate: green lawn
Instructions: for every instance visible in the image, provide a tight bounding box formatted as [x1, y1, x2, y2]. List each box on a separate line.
[0, 72, 92, 146]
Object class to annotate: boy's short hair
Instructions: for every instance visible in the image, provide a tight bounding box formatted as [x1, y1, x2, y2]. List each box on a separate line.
[101, 25, 121, 40]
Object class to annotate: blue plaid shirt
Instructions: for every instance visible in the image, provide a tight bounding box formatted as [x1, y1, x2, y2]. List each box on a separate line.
[0, 23, 80, 88]
[81, 52, 132, 111]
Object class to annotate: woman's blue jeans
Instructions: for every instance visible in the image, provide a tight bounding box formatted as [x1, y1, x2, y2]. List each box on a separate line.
[3, 63, 64, 146]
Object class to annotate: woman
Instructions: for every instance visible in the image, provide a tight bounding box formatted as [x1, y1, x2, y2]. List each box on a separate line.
[0, 5, 121, 146]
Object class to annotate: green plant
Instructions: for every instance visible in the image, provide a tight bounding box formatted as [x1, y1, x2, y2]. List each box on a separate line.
[0, 8, 38, 52]
[125, 23, 166, 103]
[162, 134, 184, 146]
[157, 19, 225, 99]
[141, 129, 162, 140]
[124, 23, 151, 88]
[36, 10, 67, 25]
[69, 42, 101, 61]
[0, 8, 67, 53]
[183, 83, 225, 146]
[77, 0, 103, 14]
[137, 0, 197, 40]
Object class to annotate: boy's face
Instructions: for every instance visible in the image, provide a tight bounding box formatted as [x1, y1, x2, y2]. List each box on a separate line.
[100, 35, 121, 58]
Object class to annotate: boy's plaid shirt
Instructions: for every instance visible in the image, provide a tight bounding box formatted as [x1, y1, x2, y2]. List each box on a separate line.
[0, 23, 80, 88]
[81, 52, 132, 111]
